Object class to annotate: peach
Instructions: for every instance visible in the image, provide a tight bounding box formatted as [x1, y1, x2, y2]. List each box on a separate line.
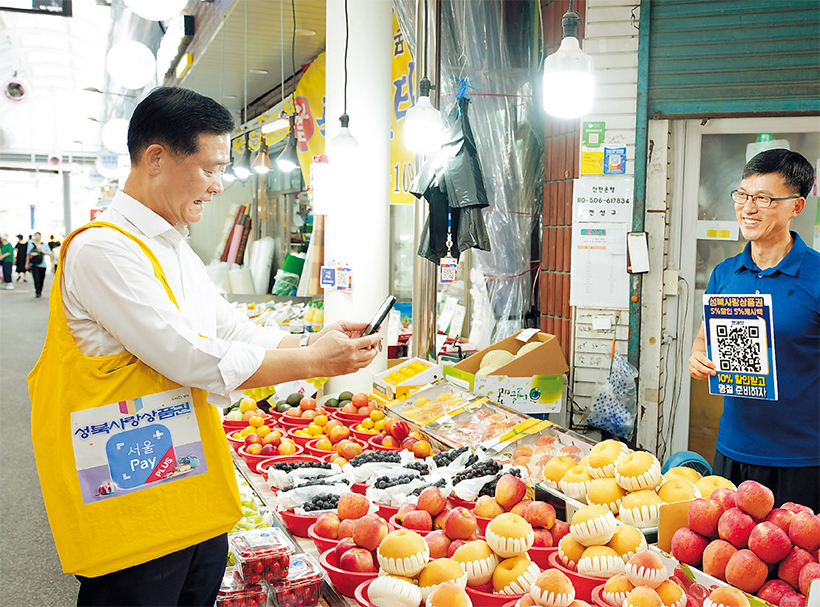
[780, 592, 807, 607]
[532, 528, 554, 548]
[550, 519, 571, 544]
[725, 549, 768, 593]
[381, 435, 399, 448]
[789, 511, 820, 552]
[710, 487, 737, 511]
[396, 503, 417, 524]
[328, 425, 351, 444]
[779, 547, 815, 591]
[417, 486, 447, 516]
[426, 580, 471, 607]
[403, 509, 433, 532]
[523, 501, 556, 529]
[704, 586, 750, 607]
[701, 539, 737, 581]
[623, 586, 663, 607]
[389, 420, 409, 441]
[337, 492, 369, 520]
[624, 550, 667, 589]
[748, 521, 792, 563]
[782, 502, 815, 516]
[353, 514, 389, 551]
[495, 474, 528, 510]
[798, 561, 820, 596]
[445, 507, 477, 540]
[314, 512, 341, 539]
[671, 528, 708, 566]
[758, 579, 795, 606]
[688, 498, 724, 538]
[530, 569, 575, 607]
[339, 547, 378, 573]
[337, 518, 356, 539]
[424, 529, 452, 559]
[766, 508, 796, 534]
[411, 440, 431, 458]
[340, 440, 363, 460]
[735, 480, 774, 520]
[474, 495, 505, 519]
[718, 508, 755, 548]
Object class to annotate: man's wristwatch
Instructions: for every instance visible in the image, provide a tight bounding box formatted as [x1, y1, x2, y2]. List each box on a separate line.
[299, 333, 310, 348]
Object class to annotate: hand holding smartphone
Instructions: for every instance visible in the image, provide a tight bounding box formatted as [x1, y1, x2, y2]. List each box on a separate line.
[363, 295, 396, 336]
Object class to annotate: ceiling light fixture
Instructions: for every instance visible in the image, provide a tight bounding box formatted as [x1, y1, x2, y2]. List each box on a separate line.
[542, 0, 595, 119]
[276, 116, 299, 172]
[261, 117, 289, 134]
[404, 0, 442, 154]
[252, 139, 272, 174]
[233, 133, 251, 180]
[222, 162, 236, 182]
[331, 0, 358, 155]
[106, 40, 156, 90]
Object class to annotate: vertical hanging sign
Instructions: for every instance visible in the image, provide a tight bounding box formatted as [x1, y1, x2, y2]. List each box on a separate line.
[389, 12, 416, 204]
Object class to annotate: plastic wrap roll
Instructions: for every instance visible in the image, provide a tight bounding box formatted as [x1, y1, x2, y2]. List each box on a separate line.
[228, 267, 255, 294]
[249, 237, 274, 295]
[205, 261, 230, 294]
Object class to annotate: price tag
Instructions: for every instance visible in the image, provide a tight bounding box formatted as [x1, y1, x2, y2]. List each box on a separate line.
[439, 256, 457, 284]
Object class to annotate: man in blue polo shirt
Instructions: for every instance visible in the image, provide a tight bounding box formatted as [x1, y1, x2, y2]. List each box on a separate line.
[689, 148, 819, 513]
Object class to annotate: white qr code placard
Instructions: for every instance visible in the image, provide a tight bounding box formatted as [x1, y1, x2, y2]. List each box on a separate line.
[703, 294, 777, 401]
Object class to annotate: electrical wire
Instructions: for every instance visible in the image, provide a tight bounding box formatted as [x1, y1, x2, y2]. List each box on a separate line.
[290, 0, 296, 91]
[343, 0, 349, 114]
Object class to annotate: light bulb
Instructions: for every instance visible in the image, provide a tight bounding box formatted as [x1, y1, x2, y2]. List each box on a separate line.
[543, 36, 594, 119]
[331, 114, 359, 154]
[222, 166, 236, 182]
[101, 118, 129, 155]
[252, 146, 272, 174]
[404, 94, 443, 154]
[276, 133, 299, 172]
[106, 41, 156, 90]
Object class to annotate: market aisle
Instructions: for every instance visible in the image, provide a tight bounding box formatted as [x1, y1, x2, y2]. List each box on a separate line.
[0, 271, 80, 606]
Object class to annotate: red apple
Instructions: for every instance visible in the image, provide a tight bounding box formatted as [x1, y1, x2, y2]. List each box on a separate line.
[782, 502, 815, 516]
[337, 492, 369, 521]
[671, 528, 709, 566]
[473, 496, 504, 519]
[389, 420, 410, 442]
[402, 509, 433, 532]
[334, 537, 358, 561]
[259, 444, 277, 456]
[396, 503, 418, 524]
[748, 521, 792, 564]
[532, 528, 554, 548]
[433, 507, 451, 530]
[444, 507, 477, 540]
[550, 519, 570, 544]
[510, 498, 533, 517]
[766, 508, 796, 535]
[370, 433, 386, 445]
[339, 547, 378, 573]
[244, 433, 263, 447]
[688, 498, 724, 538]
[736, 480, 775, 520]
[758, 579, 796, 606]
[447, 539, 466, 558]
[417, 486, 447, 517]
[353, 514, 389, 551]
[789, 511, 820, 552]
[781, 592, 807, 607]
[337, 518, 356, 539]
[718, 507, 756, 548]
[314, 513, 341, 539]
[799, 562, 820, 596]
[523, 501, 556, 530]
[381, 435, 399, 449]
[725, 549, 768, 593]
[424, 529, 452, 559]
[701, 539, 738, 581]
[710, 487, 737, 511]
[495, 474, 527, 510]
[779, 547, 815, 591]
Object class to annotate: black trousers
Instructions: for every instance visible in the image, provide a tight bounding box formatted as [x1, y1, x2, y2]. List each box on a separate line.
[713, 450, 820, 513]
[30, 265, 46, 295]
[76, 533, 228, 607]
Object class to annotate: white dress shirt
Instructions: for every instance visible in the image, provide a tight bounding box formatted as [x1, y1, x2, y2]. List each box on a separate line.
[62, 190, 287, 405]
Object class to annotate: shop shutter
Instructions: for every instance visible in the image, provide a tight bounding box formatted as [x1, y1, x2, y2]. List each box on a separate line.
[647, 0, 820, 117]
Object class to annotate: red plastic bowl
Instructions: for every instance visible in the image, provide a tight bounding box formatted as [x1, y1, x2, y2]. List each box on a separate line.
[332, 410, 369, 424]
[449, 496, 476, 509]
[502, 602, 520, 607]
[548, 551, 607, 601]
[287, 426, 316, 447]
[376, 502, 400, 520]
[225, 432, 245, 453]
[388, 513, 431, 536]
[279, 509, 319, 538]
[465, 585, 525, 607]
[254, 453, 317, 481]
[223, 414, 273, 430]
[591, 584, 611, 607]
[279, 414, 312, 428]
[237, 444, 304, 470]
[305, 437, 337, 457]
[349, 425, 380, 442]
[528, 545, 558, 570]
[474, 512, 492, 534]
[368, 435, 402, 452]
[353, 579, 377, 607]
[352, 482, 369, 495]
[320, 548, 378, 598]
[307, 523, 340, 553]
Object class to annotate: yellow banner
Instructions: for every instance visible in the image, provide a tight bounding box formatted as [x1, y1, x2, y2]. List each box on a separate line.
[293, 52, 326, 185]
[389, 12, 416, 205]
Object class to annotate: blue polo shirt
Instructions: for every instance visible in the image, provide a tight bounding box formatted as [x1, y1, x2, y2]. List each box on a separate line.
[706, 232, 820, 466]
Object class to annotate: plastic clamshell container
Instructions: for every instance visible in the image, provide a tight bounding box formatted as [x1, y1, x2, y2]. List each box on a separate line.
[215, 569, 268, 607]
[229, 527, 294, 583]
[267, 552, 324, 607]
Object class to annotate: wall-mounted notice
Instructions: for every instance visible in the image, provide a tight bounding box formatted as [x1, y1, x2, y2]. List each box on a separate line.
[569, 223, 629, 309]
[573, 178, 634, 223]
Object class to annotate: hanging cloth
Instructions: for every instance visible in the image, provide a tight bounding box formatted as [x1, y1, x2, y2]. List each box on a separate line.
[27, 221, 241, 577]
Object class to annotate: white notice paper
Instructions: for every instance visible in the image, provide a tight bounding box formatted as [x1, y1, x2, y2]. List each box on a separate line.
[569, 223, 629, 309]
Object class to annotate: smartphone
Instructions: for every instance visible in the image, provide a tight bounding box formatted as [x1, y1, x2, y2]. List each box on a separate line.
[363, 295, 397, 336]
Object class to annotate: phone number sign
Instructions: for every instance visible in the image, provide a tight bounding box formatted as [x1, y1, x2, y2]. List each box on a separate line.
[573, 178, 634, 223]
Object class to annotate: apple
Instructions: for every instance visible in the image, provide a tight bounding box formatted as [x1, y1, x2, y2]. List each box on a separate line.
[411, 440, 432, 458]
[688, 498, 724, 538]
[779, 547, 815, 591]
[401, 437, 418, 450]
[329, 425, 351, 444]
[337, 492, 369, 521]
[434, 507, 451, 530]
[339, 548, 378, 573]
[789, 511, 820, 552]
[710, 487, 737, 511]
[701, 539, 737, 581]
[417, 486, 447, 516]
[447, 539, 466, 558]
[766, 508, 796, 535]
[403, 509, 433, 532]
[748, 521, 792, 564]
[671, 528, 708, 566]
[396, 503, 418, 524]
[259, 444, 277, 456]
[735, 480, 774, 520]
[781, 592, 807, 607]
[353, 514, 389, 551]
[532, 528, 554, 548]
[474, 496, 504, 519]
[758, 579, 795, 606]
[725, 549, 768, 593]
[781, 502, 815, 516]
[550, 519, 570, 544]
[335, 537, 358, 561]
[389, 420, 410, 442]
[263, 433, 282, 447]
[381, 435, 399, 449]
[314, 513, 341, 540]
[510, 498, 532, 517]
[444, 507, 477, 540]
[523, 501, 556, 530]
[495, 474, 527, 510]
[340, 441, 363, 460]
[244, 433, 263, 447]
[244, 443, 263, 455]
[799, 562, 820, 596]
[338, 518, 357, 539]
[718, 507, 755, 549]
[424, 529, 452, 559]
[370, 434, 386, 445]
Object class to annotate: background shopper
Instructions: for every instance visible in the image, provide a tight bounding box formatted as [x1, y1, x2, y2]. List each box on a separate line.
[14, 234, 28, 281]
[26, 232, 52, 298]
[689, 149, 819, 512]
[0, 234, 13, 289]
[48, 234, 61, 272]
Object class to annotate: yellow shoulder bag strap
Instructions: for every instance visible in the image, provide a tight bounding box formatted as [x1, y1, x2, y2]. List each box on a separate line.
[28, 221, 241, 577]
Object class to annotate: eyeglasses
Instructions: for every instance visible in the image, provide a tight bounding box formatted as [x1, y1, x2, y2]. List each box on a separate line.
[731, 190, 799, 208]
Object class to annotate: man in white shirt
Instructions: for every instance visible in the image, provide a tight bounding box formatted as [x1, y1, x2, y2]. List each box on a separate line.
[61, 87, 381, 605]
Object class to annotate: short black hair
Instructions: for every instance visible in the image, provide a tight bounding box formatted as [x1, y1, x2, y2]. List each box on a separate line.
[743, 149, 815, 198]
[127, 87, 236, 163]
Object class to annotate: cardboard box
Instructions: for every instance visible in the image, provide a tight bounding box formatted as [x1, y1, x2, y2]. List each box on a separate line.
[372, 357, 443, 401]
[443, 330, 569, 414]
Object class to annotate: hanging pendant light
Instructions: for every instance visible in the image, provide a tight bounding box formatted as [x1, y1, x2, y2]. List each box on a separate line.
[404, 76, 443, 153]
[222, 163, 236, 183]
[233, 134, 251, 180]
[543, 0, 595, 119]
[252, 139, 272, 174]
[277, 116, 299, 172]
[331, 113, 358, 152]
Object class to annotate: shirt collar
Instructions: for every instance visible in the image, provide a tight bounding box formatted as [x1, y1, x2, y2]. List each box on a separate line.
[738, 231, 807, 277]
[110, 190, 189, 242]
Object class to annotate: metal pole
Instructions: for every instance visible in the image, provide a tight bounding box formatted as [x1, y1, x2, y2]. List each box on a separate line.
[62, 171, 72, 234]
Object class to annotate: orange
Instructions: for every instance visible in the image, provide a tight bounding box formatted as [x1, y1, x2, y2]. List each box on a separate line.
[248, 416, 264, 428]
[314, 415, 328, 426]
[255, 425, 271, 437]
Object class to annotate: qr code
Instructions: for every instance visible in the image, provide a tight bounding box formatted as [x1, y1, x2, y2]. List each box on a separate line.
[710, 319, 768, 374]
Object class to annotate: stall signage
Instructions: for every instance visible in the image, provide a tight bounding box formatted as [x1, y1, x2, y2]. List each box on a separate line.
[573, 178, 634, 223]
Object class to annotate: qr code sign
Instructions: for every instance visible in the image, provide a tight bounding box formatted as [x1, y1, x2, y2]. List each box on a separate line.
[710, 319, 769, 374]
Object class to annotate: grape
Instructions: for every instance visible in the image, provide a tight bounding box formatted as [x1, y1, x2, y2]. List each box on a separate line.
[301, 493, 340, 512]
[349, 451, 401, 467]
[270, 461, 331, 474]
